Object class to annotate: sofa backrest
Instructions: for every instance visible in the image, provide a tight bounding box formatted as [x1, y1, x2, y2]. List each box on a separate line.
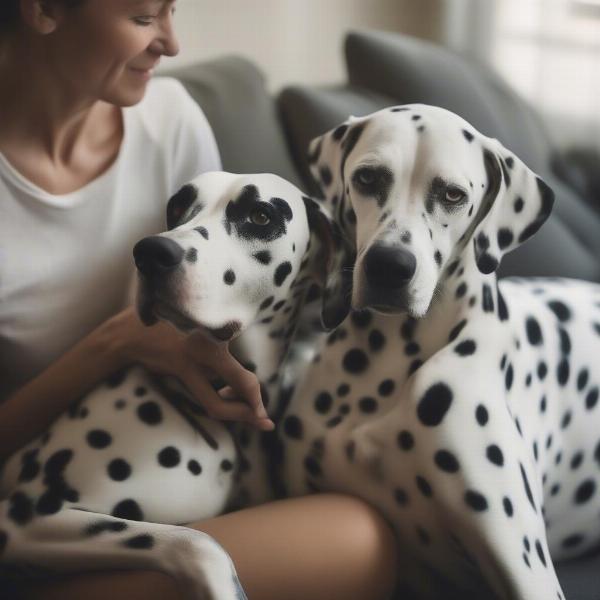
[167, 56, 303, 190]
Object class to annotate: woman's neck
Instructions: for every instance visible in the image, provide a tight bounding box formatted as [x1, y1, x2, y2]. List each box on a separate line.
[0, 35, 122, 191]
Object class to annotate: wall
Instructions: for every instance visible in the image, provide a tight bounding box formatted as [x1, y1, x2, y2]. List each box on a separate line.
[161, 0, 445, 90]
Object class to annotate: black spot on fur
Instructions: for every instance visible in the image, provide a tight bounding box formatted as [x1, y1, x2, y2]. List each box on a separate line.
[359, 397, 378, 414]
[520, 463, 537, 513]
[434, 450, 460, 473]
[8, 492, 34, 525]
[497, 228, 513, 250]
[283, 415, 303, 439]
[448, 319, 467, 343]
[574, 479, 596, 504]
[158, 446, 181, 468]
[487, 445, 504, 466]
[188, 460, 202, 475]
[525, 317, 543, 345]
[108, 459, 132, 481]
[482, 284, 495, 312]
[465, 490, 488, 511]
[476, 404, 489, 426]
[87, 429, 112, 449]
[547, 300, 571, 322]
[274, 262, 292, 287]
[185, 247, 197, 263]
[454, 339, 476, 356]
[85, 520, 128, 536]
[224, 269, 236, 285]
[416, 476, 433, 498]
[123, 534, 154, 550]
[417, 383, 453, 426]
[112, 499, 144, 521]
[535, 540, 547, 567]
[397, 430, 415, 451]
[137, 401, 163, 426]
[378, 379, 395, 396]
[314, 392, 333, 414]
[342, 349, 369, 374]
[253, 250, 272, 265]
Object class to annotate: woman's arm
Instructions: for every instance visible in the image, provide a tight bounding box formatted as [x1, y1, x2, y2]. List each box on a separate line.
[0, 307, 271, 465]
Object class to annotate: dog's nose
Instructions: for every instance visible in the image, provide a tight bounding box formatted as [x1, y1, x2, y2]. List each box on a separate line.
[364, 244, 416, 288]
[133, 236, 184, 276]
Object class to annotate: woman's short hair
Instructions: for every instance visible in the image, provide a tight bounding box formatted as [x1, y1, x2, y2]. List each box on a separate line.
[0, 0, 85, 34]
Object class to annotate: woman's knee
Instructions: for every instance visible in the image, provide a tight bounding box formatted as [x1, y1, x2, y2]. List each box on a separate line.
[322, 494, 399, 598]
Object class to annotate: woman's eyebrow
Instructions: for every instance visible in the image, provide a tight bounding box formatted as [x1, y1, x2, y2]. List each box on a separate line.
[128, 0, 168, 6]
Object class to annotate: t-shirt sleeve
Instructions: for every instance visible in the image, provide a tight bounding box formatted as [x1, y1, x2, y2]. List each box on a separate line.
[167, 79, 223, 192]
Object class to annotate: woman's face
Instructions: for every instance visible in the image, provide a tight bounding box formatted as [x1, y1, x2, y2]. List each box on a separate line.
[47, 0, 179, 106]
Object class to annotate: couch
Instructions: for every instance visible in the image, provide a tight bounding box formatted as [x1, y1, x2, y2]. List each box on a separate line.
[168, 29, 600, 599]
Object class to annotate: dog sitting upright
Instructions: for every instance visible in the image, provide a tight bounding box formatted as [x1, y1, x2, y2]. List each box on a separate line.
[279, 105, 600, 599]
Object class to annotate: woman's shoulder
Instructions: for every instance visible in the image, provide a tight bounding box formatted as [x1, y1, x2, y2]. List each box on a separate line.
[127, 76, 211, 142]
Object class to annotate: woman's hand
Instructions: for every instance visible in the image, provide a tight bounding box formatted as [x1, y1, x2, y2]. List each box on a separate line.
[109, 307, 274, 430]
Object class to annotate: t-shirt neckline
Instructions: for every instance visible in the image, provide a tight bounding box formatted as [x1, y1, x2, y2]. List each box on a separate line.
[0, 107, 130, 209]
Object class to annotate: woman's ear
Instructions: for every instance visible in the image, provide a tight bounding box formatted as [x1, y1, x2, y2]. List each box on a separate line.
[20, 0, 64, 34]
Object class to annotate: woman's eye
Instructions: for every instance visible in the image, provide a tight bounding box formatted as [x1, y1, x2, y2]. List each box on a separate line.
[445, 187, 466, 203]
[249, 209, 270, 226]
[133, 16, 156, 26]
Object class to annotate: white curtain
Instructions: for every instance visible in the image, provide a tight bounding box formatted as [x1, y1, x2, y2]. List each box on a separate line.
[444, 0, 600, 151]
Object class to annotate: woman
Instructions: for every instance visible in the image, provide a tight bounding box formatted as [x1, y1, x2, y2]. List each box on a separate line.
[0, 1, 399, 599]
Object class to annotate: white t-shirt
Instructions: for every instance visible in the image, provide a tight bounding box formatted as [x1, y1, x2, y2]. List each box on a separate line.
[0, 77, 222, 401]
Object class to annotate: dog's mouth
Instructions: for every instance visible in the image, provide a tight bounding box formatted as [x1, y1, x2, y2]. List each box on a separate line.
[143, 298, 241, 342]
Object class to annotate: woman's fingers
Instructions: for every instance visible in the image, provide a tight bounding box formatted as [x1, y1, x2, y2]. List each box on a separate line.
[182, 369, 271, 428]
[218, 386, 275, 431]
[209, 347, 268, 418]
[188, 339, 268, 420]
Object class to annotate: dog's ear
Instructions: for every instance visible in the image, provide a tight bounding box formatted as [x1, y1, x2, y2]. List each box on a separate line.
[166, 184, 204, 230]
[307, 117, 368, 235]
[303, 196, 355, 331]
[467, 139, 554, 274]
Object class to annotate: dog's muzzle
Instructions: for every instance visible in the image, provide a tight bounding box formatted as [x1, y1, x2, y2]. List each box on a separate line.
[362, 243, 416, 311]
[133, 236, 184, 278]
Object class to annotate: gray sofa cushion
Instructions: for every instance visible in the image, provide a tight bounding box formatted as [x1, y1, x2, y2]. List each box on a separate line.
[167, 56, 303, 189]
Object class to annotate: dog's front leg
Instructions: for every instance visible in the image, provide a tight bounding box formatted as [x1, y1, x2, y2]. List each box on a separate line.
[0, 501, 246, 600]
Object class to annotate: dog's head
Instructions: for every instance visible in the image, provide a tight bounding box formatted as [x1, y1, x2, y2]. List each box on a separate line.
[134, 172, 333, 342]
[308, 105, 554, 325]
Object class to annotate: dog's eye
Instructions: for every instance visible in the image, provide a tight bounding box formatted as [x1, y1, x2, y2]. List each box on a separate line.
[445, 187, 466, 203]
[354, 168, 378, 187]
[249, 208, 271, 226]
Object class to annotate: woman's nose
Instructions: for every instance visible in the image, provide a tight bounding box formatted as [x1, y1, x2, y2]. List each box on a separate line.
[150, 14, 180, 57]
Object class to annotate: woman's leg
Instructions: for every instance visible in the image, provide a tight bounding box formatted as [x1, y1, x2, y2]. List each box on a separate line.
[21, 494, 398, 600]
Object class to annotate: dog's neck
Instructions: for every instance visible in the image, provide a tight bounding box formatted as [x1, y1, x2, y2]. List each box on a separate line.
[229, 240, 324, 420]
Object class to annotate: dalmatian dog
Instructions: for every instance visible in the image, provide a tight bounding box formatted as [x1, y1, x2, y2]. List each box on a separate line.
[279, 105, 600, 599]
[0, 171, 334, 600]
